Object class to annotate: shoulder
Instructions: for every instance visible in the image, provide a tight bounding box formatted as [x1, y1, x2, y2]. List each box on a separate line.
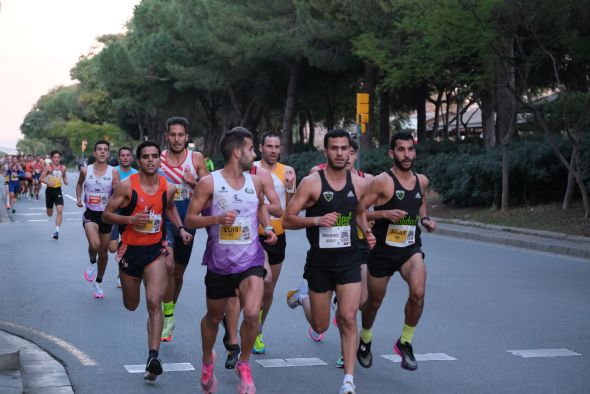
[299, 172, 320, 190]
[191, 151, 205, 162]
[417, 173, 429, 188]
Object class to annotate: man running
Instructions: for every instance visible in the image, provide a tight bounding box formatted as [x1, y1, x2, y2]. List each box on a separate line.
[355, 131, 436, 372]
[103, 140, 192, 381]
[40, 150, 68, 239]
[159, 116, 208, 342]
[33, 155, 44, 200]
[76, 140, 120, 298]
[185, 127, 277, 394]
[6, 156, 22, 214]
[283, 129, 375, 394]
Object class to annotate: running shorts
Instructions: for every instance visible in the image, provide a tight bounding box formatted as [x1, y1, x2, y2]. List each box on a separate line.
[45, 187, 64, 209]
[259, 233, 286, 265]
[204, 266, 265, 300]
[117, 242, 168, 279]
[165, 220, 196, 266]
[82, 208, 113, 234]
[367, 245, 424, 278]
[303, 249, 362, 293]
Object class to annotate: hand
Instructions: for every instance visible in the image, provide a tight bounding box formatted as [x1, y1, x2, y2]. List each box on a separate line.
[364, 230, 376, 250]
[131, 213, 150, 226]
[318, 212, 338, 227]
[217, 210, 237, 226]
[183, 167, 197, 188]
[180, 228, 193, 244]
[263, 229, 278, 245]
[422, 218, 436, 233]
[76, 199, 83, 208]
[285, 169, 295, 193]
[383, 209, 407, 222]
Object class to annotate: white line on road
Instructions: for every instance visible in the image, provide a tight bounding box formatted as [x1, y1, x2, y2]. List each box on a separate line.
[65, 194, 78, 202]
[506, 349, 581, 358]
[28, 219, 48, 222]
[13, 212, 80, 216]
[381, 353, 457, 363]
[66, 218, 81, 221]
[124, 363, 195, 373]
[255, 358, 328, 368]
[0, 321, 98, 366]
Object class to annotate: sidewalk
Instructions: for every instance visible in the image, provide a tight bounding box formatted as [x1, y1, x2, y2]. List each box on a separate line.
[0, 330, 73, 394]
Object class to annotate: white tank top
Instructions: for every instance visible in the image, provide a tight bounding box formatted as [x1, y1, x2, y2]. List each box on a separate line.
[160, 150, 198, 201]
[83, 164, 114, 211]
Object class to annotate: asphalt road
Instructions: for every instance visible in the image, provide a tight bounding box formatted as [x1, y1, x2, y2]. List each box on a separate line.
[1, 178, 589, 393]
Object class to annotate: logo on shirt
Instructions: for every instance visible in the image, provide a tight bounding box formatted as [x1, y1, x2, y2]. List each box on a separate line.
[347, 190, 355, 198]
[233, 194, 243, 203]
[322, 191, 334, 202]
[217, 198, 228, 210]
[396, 190, 405, 200]
[218, 186, 228, 193]
[245, 187, 255, 194]
[415, 192, 421, 199]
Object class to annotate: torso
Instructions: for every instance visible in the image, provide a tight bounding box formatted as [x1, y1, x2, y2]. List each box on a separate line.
[253, 161, 287, 235]
[47, 165, 64, 188]
[160, 150, 198, 217]
[83, 164, 115, 212]
[115, 165, 138, 181]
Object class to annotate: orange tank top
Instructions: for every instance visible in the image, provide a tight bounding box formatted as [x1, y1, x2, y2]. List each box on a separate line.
[120, 173, 168, 246]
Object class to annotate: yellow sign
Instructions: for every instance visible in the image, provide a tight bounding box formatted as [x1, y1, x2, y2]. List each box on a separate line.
[356, 93, 369, 134]
[81, 140, 88, 152]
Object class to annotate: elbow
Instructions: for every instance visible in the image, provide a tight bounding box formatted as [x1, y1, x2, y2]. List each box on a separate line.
[282, 217, 293, 230]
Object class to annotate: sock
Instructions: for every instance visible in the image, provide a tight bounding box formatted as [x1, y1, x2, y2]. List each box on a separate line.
[55, 226, 60, 232]
[90, 258, 97, 264]
[297, 293, 308, 304]
[360, 327, 372, 343]
[258, 308, 264, 331]
[343, 374, 354, 384]
[401, 323, 416, 344]
[163, 301, 174, 317]
[96, 277, 102, 284]
[149, 349, 158, 359]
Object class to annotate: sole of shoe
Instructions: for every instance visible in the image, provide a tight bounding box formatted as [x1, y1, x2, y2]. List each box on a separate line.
[94, 294, 104, 299]
[161, 335, 172, 342]
[200, 374, 217, 393]
[394, 343, 417, 371]
[84, 272, 96, 282]
[286, 290, 299, 309]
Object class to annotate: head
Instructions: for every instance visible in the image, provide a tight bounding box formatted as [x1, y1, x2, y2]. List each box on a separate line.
[259, 131, 281, 165]
[389, 132, 416, 171]
[136, 141, 161, 175]
[220, 127, 255, 171]
[118, 146, 133, 168]
[11, 155, 17, 164]
[166, 116, 190, 154]
[324, 129, 351, 170]
[36, 155, 41, 162]
[93, 140, 110, 163]
[50, 150, 62, 166]
[345, 138, 359, 171]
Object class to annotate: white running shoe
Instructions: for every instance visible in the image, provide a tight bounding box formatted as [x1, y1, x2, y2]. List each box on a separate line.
[93, 282, 104, 299]
[84, 263, 97, 282]
[339, 381, 356, 394]
[286, 280, 309, 309]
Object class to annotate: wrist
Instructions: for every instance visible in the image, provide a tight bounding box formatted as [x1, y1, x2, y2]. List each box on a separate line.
[177, 225, 186, 232]
[420, 216, 431, 225]
[314, 216, 320, 226]
[264, 226, 274, 232]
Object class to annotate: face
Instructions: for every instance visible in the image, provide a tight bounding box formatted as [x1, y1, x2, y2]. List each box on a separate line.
[325, 137, 350, 170]
[51, 153, 61, 166]
[345, 148, 357, 171]
[167, 124, 189, 154]
[93, 144, 110, 163]
[238, 138, 256, 171]
[138, 146, 161, 175]
[11, 156, 17, 164]
[390, 139, 416, 171]
[118, 149, 133, 167]
[259, 136, 281, 165]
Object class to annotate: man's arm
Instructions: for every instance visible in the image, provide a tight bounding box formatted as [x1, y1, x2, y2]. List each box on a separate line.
[102, 181, 139, 225]
[62, 165, 68, 186]
[418, 174, 436, 232]
[185, 175, 236, 229]
[257, 167, 283, 218]
[285, 165, 297, 203]
[112, 168, 120, 188]
[165, 183, 193, 244]
[75, 167, 87, 207]
[193, 151, 209, 180]
[365, 174, 407, 222]
[40, 166, 49, 185]
[283, 174, 337, 230]
[254, 176, 277, 244]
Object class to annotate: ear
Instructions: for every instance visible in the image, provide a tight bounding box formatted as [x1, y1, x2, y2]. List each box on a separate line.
[388, 150, 394, 158]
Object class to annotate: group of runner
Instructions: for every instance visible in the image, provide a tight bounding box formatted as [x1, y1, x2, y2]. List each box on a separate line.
[2, 154, 47, 213]
[29, 116, 435, 394]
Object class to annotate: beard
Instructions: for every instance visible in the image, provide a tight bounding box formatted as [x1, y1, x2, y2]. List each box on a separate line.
[327, 156, 347, 170]
[394, 157, 414, 171]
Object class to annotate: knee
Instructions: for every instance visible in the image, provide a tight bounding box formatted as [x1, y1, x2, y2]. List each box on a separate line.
[336, 310, 357, 329]
[98, 249, 108, 259]
[364, 294, 385, 311]
[146, 297, 161, 314]
[242, 309, 259, 327]
[89, 241, 100, 252]
[204, 312, 224, 327]
[409, 287, 425, 304]
[123, 299, 139, 311]
[108, 245, 118, 254]
[311, 319, 329, 334]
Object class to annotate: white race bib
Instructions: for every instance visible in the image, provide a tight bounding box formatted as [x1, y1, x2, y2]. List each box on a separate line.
[219, 218, 252, 245]
[134, 213, 162, 234]
[319, 225, 351, 248]
[385, 224, 416, 247]
[88, 192, 108, 206]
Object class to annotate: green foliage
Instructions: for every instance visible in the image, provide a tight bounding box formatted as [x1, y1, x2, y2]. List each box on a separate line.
[282, 149, 325, 182]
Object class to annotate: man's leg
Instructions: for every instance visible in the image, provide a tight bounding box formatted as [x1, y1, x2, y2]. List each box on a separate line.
[161, 249, 176, 342]
[308, 290, 332, 334]
[360, 273, 391, 331]
[260, 261, 281, 327]
[96, 232, 111, 281]
[83, 222, 101, 285]
[237, 274, 264, 362]
[142, 255, 168, 354]
[55, 204, 63, 228]
[119, 269, 141, 311]
[335, 282, 361, 376]
[202, 297, 229, 363]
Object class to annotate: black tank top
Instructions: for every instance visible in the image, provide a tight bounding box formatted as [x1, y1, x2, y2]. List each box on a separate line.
[372, 170, 422, 251]
[306, 170, 358, 257]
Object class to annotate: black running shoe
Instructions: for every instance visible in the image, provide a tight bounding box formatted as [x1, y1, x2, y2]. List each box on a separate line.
[221, 315, 229, 349]
[225, 344, 240, 369]
[144, 356, 163, 381]
[356, 339, 373, 368]
[52, 231, 59, 240]
[394, 338, 417, 370]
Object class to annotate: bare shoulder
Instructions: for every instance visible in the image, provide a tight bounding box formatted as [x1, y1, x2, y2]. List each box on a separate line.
[192, 151, 205, 163]
[299, 172, 320, 191]
[114, 177, 131, 194]
[417, 173, 429, 188]
[308, 166, 319, 175]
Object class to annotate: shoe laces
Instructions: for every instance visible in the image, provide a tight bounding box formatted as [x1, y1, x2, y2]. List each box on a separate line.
[237, 362, 253, 384]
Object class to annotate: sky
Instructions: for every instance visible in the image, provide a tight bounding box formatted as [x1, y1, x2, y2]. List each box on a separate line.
[0, 0, 140, 152]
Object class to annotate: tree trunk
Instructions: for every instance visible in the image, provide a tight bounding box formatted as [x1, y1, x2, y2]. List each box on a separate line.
[562, 153, 576, 210]
[298, 112, 306, 144]
[362, 62, 378, 149]
[281, 56, 303, 154]
[431, 88, 443, 139]
[416, 83, 428, 143]
[443, 91, 451, 140]
[307, 108, 315, 149]
[379, 89, 390, 146]
[480, 86, 496, 148]
[455, 93, 461, 142]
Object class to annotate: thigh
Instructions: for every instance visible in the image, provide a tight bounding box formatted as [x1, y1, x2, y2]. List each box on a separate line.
[335, 281, 362, 314]
[143, 255, 168, 299]
[366, 271, 392, 301]
[83, 221, 101, 246]
[269, 262, 282, 285]
[98, 232, 111, 250]
[398, 252, 426, 290]
[238, 272, 264, 313]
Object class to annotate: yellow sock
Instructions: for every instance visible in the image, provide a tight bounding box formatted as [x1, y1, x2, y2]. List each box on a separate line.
[401, 323, 415, 344]
[360, 327, 372, 343]
[163, 301, 174, 317]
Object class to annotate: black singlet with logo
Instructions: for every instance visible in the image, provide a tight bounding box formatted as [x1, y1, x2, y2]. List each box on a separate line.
[372, 170, 423, 254]
[306, 170, 359, 261]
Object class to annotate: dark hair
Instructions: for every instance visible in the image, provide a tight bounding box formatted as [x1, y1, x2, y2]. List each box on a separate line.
[260, 131, 280, 146]
[136, 141, 161, 159]
[350, 138, 359, 152]
[220, 127, 253, 162]
[324, 128, 351, 149]
[118, 146, 132, 156]
[166, 116, 189, 132]
[50, 150, 61, 157]
[94, 140, 110, 151]
[390, 132, 414, 150]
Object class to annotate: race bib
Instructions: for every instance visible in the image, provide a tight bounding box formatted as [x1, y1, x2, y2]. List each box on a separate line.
[134, 213, 162, 234]
[219, 218, 252, 245]
[10, 173, 18, 181]
[319, 225, 351, 248]
[174, 184, 190, 201]
[88, 192, 108, 206]
[386, 224, 416, 247]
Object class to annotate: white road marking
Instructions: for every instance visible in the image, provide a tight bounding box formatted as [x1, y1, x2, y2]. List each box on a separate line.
[124, 363, 195, 373]
[65, 194, 78, 202]
[28, 219, 48, 222]
[66, 218, 81, 221]
[0, 321, 98, 366]
[255, 358, 327, 368]
[13, 212, 79, 216]
[506, 348, 581, 358]
[381, 353, 457, 363]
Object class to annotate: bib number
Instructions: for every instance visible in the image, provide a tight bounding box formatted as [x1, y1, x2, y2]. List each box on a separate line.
[386, 224, 416, 247]
[88, 192, 108, 206]
[10, 174, 18, 181]
[134, 213, 162, 234]
[219, 218, 252, 245]
[319, 226, 351, 248]
[174, 184, 189, 201]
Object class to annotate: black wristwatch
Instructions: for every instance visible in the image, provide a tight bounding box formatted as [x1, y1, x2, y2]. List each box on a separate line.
[420, 216, 431, 226]
[177, 225, 186, 231]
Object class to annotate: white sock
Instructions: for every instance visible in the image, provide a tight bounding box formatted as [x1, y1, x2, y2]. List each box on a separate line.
[55, 226, 60, 232]
[343, 374, 353, 384]
[297, 293, 309, 304]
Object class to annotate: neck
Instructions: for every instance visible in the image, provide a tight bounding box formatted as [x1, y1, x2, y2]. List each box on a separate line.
[222, 161, 245, 179]
[260, 159, 276, 171]
[324, 166, 347, 180]
[392, 166, 412, 179]
[119, 164, 131, 172]
[93, 161, 107, 170]
[166, 149, 186, 161]
[139, 171, 159, 185]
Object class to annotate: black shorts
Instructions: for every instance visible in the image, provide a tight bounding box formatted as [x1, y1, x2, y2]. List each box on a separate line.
[45, 187, 64, 209]
[367, 245, 424, 278]
[204, 266, 266, 300]
[165, 220, 196, 266]
[117, 243, 168, 279]
[82, 209, 113, 234]
[303, 249, 362, 293]
[259, 233, 286, 265]
[358, 242, 369, 262]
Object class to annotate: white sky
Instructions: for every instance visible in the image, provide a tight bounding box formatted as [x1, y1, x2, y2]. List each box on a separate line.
[0, 0, 140, 151]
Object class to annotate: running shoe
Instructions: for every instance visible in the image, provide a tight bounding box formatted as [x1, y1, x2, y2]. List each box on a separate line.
[116, 276, 121, 288]
[308, 326, 324, 342]
[286, 280, 308, 309]
[161, 316, 175, 342]
[339, 380, 356, 394]
[52, 231, 58, 240]
[336, 355, 344, 368]
[331, 294, 338, 327]
[252, 333, 265, 354]
[236, 361, 256, 394]
[225, 344, 240, 369]
[84, 263, 97, 282]
[394, 338, 417, 371]
[143, 355, 163, 381]
[11, 208, 15, 214]
[356, 338, 373, 368]
[93, 282, 104, 299]
[200, 352, 217, 393]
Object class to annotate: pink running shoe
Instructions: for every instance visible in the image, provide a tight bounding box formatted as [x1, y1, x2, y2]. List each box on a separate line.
[200, 352, 217, 393]
[235, 361, 256, 394]
[308, 326, 324, 342]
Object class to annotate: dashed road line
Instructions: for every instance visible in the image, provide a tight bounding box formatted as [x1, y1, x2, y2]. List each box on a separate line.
[65, 194, 78, 202]
[124, 363, 195, 373]
[506, 348, 581, 358]
[255, 358, 328, 368]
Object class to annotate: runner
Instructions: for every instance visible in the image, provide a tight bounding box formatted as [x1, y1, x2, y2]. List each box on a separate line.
[40, 150, 68, 239]
[33, 155, 44, 200]
[185, 127, 277, 394]
[24, 155, 34, 199]
[159, 116, 208, 342]
[355, 131, 436, 372]
[283, 129, 375, 394]
[6, 156, 22, 214]
[102, 140, 192, 381]
[76, 140, 120, 298]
